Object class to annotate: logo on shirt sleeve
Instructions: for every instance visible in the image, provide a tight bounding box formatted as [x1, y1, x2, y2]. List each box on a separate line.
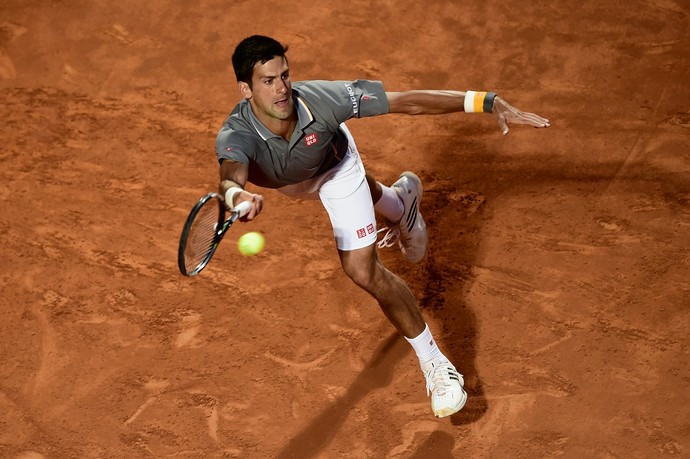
[344, 83, 359, 115]
[305, 133, 318, 146]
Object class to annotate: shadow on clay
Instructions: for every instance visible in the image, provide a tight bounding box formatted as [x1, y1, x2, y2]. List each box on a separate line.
[409, 430, 456, 459]
[416, 182, 489, 427]
[276, 332, 408, 458]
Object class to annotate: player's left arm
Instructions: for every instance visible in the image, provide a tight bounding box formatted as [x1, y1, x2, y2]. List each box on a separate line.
[386, 90, 550, 135]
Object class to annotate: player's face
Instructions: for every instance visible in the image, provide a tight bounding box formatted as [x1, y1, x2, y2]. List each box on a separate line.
[244, 56, 294, 123]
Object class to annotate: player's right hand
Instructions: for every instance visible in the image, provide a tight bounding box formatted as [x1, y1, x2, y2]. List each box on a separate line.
[235, 191, 263, 221]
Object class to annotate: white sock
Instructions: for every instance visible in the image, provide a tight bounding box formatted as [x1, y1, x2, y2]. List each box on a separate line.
[374, 184, 404, 223]
[405, 323, 446, 367]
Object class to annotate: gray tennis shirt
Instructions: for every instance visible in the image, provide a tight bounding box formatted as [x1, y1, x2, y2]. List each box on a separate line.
[215, 80, 389, 188]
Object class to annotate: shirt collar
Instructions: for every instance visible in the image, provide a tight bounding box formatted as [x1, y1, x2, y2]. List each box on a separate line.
[294, 95, 314, 128]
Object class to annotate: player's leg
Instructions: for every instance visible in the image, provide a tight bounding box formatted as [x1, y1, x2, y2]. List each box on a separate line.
[339, 243, 424, 336]
[334, 219, 467, 418]
[365, 173, 383, 203]
[317, 126, 466, 417]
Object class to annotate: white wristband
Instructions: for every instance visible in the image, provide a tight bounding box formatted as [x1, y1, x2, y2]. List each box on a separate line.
[464, 90, 478, 113]
[224, 186, 243, 207]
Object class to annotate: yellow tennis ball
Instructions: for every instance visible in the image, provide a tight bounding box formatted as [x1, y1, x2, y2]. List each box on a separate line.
[238, 231, 265, 256]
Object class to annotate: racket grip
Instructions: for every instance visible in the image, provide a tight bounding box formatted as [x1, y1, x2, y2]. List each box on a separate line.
[233, 200, 252, 218]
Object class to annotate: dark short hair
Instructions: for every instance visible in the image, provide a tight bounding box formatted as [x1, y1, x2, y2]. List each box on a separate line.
[232, 35, 289, 85]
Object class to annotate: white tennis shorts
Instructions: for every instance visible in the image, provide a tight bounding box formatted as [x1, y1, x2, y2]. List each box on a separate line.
[277, 123, 377, 251]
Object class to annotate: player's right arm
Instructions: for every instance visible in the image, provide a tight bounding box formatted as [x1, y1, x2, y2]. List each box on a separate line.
[219, 159, 263, 221]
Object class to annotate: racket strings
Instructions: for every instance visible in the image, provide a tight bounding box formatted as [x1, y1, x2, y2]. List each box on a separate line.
[184, 202, 222, 270]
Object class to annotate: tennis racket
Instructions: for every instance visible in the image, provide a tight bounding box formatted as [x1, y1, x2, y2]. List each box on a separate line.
[177, 193, 252, 276]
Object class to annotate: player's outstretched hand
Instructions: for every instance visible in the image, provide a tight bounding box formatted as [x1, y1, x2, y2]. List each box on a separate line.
[234, 190, 263, 222]
[493, 96, 550, 135]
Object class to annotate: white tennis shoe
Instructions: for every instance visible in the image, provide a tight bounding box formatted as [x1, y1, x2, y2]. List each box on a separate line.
[422, 358, 468, 418]
[377, 171, 428, 263]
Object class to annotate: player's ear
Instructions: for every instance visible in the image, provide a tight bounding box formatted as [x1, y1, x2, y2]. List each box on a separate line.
[238, 82, 252, 100]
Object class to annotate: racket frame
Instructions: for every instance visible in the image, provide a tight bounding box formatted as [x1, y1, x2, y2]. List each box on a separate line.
[177, 193, 243, 276]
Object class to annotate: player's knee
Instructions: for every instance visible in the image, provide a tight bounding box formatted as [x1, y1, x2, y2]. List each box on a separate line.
[340, 255, 377, 290]
[343, 262, 375, 290]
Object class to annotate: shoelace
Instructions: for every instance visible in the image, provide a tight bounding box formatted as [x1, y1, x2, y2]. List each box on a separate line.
[424, 363, 456, 397]
[376, 226, 399, 249]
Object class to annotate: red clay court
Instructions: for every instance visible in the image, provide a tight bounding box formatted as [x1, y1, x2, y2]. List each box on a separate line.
[1, 1, 688, 457]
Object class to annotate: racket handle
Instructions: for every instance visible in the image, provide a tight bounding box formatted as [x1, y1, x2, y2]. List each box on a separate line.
[232, 200, 252, 218]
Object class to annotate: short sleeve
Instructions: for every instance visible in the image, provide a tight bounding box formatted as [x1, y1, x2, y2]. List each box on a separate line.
[295, 80, 390, 125]
[216, 126, 254, 165]
[349, 80, 389, 118]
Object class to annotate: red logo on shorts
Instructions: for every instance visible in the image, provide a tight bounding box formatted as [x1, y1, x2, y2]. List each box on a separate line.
[356, 228, 367, 239]
[305, 133, 318, 146]
[367, 224, 375, 234]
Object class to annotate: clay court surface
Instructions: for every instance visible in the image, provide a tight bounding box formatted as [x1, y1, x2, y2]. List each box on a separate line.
[1, 1, 689, 457]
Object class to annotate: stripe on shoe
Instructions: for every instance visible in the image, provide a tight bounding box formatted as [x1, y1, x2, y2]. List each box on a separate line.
[406, 197, 418, 232]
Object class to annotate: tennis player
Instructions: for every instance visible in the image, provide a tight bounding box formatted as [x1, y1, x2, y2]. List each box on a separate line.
[216, 35, 549, 417]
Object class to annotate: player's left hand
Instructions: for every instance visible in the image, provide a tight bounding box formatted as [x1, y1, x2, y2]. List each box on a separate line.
[493, 96, 550, 135]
